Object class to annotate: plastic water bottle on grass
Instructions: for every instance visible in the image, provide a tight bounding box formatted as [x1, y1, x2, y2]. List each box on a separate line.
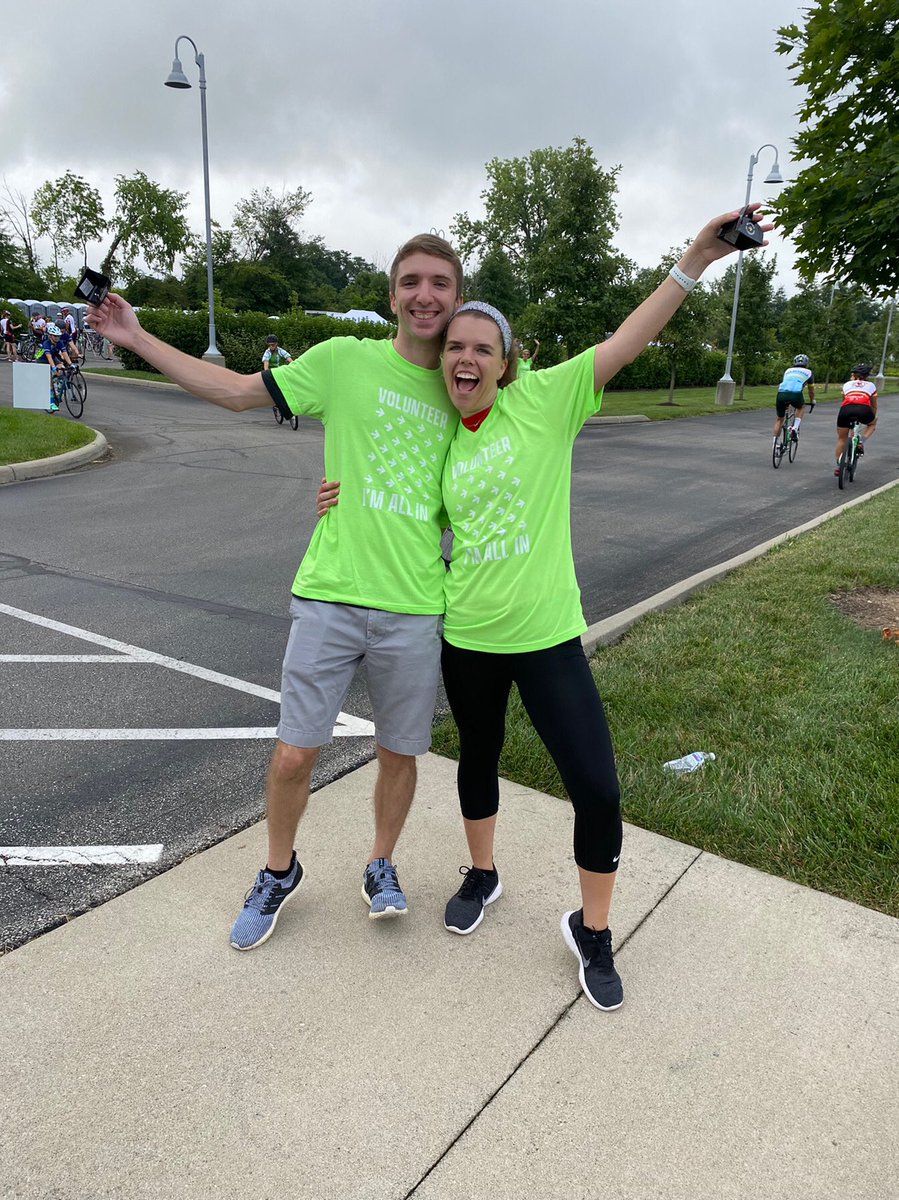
[663, 751, 716, 774]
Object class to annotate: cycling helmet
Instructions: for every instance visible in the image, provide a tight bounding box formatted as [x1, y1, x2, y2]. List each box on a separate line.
[266, 334, 278, 343]
[851, 363, 872, 377]
[793, 354, 810, 367]
[47, 323, 62, 336]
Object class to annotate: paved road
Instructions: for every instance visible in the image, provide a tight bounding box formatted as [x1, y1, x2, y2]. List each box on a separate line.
[2, 371, 897, 950]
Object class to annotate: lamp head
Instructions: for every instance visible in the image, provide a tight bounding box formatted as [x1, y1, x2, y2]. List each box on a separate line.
[165, 58, 191, 88]
[763, 162, 784, 185]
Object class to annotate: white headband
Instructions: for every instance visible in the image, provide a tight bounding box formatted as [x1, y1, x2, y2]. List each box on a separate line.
[451, 301, 512, 355]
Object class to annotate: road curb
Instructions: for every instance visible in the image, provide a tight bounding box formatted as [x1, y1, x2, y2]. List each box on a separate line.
[584, 414, 650, 425]
[0, 430, 109, 484]
[82, 372, 181, 392]
[582, 475, 899, 654]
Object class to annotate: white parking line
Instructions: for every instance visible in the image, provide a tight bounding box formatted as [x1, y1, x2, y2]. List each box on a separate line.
[0, 655, 142, 663]
[0, 602, 376, 738]
[0, 845, 164, 866]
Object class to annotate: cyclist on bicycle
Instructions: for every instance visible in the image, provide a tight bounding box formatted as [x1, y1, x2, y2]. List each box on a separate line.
[262, 333, 293, 370]
[835, 363, 878, 475]
[59, 305, 82, 363]
[35, 323, 75, 411]
[772, 353, 815, 448]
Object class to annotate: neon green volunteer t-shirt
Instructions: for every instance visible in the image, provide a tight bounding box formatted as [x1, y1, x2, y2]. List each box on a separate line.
[266, 337, 458, 614]
[517, 358, 533, 373]
[442, 348, 601, 652]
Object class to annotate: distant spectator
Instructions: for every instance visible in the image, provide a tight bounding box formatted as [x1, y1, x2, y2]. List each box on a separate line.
[517, 338, 540, 373]
[1, 310, 22, 362]
[262, 333, 293, 370]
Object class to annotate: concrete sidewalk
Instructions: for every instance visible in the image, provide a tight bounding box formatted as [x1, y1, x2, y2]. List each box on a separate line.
[2, 753, 897, 1200]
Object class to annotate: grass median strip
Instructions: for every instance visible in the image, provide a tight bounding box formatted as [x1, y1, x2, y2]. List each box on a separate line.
[433, 487, 899, 917]
[0, 409, 96, 466]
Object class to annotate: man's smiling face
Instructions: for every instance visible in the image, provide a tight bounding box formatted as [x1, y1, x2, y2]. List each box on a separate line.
[390, 253, 461, 347]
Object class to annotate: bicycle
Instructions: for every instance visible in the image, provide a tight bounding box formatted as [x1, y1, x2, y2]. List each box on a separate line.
[17, 333, 38, 363]
[273, 403, 299, 431]
[81, 328, 114, 360]
[50, 364, 88, 419]
[836, 420, 862, 490]
[772, 404, 799, 468]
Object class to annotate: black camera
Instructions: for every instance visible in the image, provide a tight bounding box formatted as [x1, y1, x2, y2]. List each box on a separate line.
[717, 208, 764, 252]
[75, 267, 111, 306]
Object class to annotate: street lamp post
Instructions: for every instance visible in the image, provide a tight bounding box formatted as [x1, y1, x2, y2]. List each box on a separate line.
[715, 144, 783, 406]
[874, 295, 895, 396]
[165, 36, 224, 366]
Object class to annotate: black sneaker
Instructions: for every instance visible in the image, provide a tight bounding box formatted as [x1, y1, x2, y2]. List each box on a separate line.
[790, 428, 799, 442]
[444, 865, 502, 934]
[561, 910, 623, 1011]
[857, 441, 864, 456]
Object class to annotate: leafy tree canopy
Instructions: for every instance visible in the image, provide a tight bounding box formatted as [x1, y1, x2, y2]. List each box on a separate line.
[775, 0, 899, 294]
[101, 171, 191, 282]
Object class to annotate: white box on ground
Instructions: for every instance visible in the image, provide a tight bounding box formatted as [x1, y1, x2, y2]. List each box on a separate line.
[12, 362, 52, 410]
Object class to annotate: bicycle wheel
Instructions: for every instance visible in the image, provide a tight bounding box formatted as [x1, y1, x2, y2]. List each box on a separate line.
[788, 428, 798, 462]
[65, 374, 85, 419]
[290, 414, 299, 431]
[772, 434, 784, 468]
[273, 404, 284, 425]
[837, 451, 848, 489]
[848, 441, 858, 482]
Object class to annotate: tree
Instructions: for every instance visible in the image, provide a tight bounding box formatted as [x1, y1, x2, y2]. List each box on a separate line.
[1, 179, 39, 274]
[32, 173, 106, 275]
[0, 223, 46, 297]
[709, 255, 779, 397]
[774, 1, 899, 295]
[101, 171, 191, 282]
[634, 247, 713, 403]
[338, 269, 391, 319]
[232, 185, 312, 262]
[469, 247, 526, 320]
[453, 138, 632, 354]
[124, 274, 189, 309]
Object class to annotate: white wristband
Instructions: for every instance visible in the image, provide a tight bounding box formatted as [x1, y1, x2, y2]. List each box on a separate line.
[669, 265, 698, 293]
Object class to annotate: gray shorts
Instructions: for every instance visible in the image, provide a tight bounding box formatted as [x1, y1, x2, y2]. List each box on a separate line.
[277, 598, 443, 755]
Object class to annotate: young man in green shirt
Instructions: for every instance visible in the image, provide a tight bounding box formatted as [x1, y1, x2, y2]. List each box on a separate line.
[88, 233, 463, 948]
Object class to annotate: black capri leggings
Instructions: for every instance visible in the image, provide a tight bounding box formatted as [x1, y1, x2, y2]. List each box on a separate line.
[441, 637, 622, 873]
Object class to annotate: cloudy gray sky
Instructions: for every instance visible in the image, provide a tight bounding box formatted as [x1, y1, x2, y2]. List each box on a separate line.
[3, 0, 812, 293]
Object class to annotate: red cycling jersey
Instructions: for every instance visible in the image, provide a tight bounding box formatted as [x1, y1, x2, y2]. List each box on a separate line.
[841, 379, 877, 407]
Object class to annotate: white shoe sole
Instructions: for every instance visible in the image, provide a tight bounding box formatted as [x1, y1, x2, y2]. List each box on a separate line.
[560, 911, 623, 1012]
[444, 879, 503, 934]
[361, 886, 408, 919]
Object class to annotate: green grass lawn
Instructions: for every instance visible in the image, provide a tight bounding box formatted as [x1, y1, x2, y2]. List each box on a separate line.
[82, 368, 178, 385]
[0, 408, 96, 466]
[432, 488, 899, 917]
[600, 380, 898, 420]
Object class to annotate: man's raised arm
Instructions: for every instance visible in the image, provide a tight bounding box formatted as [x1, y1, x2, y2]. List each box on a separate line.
[88, 293, 270, 412]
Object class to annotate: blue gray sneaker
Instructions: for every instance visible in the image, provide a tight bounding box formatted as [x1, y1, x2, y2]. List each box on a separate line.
[362, 857, 407, 919]
[229, 855, 304, 951]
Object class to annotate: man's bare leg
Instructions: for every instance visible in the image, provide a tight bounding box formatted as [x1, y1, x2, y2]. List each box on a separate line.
[368, 745, 416, 862]
[266, 740, 320, 870]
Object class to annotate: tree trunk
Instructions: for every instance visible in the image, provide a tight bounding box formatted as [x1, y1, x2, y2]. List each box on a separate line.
[100, 230, 123, 279]
[661, 362, 678, 405]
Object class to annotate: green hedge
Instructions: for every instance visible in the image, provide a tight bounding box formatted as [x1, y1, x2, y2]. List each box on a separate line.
[119, 309, 394, 375]
[604, 346, 782, 391]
